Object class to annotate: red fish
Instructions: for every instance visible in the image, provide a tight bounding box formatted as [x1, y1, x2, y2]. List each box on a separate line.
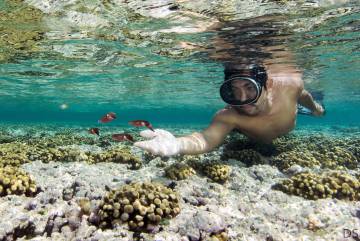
[128, 120, 154, 131]
[112, 133, 134, 142]
[88, 128, 100, 136]
[98, 112, 116, 123]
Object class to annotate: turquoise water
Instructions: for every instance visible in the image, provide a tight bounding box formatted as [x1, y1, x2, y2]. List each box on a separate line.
[0, 1, 359, 128]
[0, 2, 360, 240]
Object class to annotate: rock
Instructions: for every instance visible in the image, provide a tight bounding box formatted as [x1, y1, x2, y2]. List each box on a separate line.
[178, 210, 226, 239]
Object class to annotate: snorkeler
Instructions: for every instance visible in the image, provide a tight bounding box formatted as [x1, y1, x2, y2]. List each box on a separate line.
[133, 63, 325, 156]
[133, 16, 325, 156]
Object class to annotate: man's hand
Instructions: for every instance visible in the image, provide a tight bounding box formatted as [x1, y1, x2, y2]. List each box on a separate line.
[312, 102, 325, 117]
[133, 129, 182, 156]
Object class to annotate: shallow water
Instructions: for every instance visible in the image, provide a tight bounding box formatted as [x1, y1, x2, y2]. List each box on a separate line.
[0, 0, 359, 128]
[1, 1, 360, 240]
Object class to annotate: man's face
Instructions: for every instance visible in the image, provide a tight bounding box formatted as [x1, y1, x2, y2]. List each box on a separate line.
[231, 79, 260, 115]
[231, 79, 257, 102]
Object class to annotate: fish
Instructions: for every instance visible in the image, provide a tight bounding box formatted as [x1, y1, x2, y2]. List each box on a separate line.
[98, 112, 116, 123]
[112, 133, 134, 142]
[88, 127, 100, 136]
[128, 120, 154, 131]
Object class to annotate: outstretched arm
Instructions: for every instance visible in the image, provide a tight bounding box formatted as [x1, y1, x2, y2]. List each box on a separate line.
[134, 110, 236, 156]
[178, 112, 236, 155]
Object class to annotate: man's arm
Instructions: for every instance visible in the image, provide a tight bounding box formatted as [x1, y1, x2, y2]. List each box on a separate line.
[133, 109, 236, 156]
[177, 112, 236, 155]
[298, 89, 325, 116]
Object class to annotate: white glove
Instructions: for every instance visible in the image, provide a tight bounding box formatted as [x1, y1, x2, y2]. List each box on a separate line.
[133, 129, 182, 156]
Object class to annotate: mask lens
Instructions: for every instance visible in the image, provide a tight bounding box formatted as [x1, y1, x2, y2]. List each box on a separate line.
[220, 77, 259, 105]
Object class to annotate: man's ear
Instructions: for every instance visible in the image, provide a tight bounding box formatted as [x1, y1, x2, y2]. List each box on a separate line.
[264, 76, 273, 90]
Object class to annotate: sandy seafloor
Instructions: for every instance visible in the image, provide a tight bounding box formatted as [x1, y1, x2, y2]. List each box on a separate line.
[0, 123, 359, 241]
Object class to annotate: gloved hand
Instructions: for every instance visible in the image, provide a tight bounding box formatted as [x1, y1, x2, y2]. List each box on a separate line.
[133, 129, 182, 156]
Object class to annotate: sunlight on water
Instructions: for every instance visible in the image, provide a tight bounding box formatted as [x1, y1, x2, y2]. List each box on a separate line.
[0, 0, 359, 125]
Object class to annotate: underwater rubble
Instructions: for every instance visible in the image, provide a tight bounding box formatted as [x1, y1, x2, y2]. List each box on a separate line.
[0, 124, 359, 240]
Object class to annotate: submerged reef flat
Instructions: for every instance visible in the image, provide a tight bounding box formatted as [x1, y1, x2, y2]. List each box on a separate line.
[0, 124, 359, 240]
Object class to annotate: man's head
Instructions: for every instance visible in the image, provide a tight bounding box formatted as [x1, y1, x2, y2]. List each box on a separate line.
[220, 63, 268, 115]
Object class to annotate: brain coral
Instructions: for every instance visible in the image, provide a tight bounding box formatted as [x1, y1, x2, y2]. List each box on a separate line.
[97, 182, 181, 231]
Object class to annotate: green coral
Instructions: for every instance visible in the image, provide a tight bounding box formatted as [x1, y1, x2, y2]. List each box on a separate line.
[271, 146, 357, 171]
[180, 155, 230, 183]
[88, 146, 142, 169]
[313, 146, 357, 170]
[270, 150, 320, 171]
[27, 134, 97, 148]
[0, 139, 141, 169]
[273, 171, 360, 201]
[0, 142, 32, 167]
[221, 149, 263, 166]
[97, 182, 180, 231]
[222, 132, 277, 156]
[165, 163, 196, 180]
[0, 133, 15, 144]
[0, 166, 38, 197]
[28, 147, 73, 163]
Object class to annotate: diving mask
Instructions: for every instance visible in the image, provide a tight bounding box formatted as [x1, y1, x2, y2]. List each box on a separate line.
[220, 65, 267, 106]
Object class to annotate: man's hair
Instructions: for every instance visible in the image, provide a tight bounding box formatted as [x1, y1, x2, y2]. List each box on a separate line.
[224, 63, 268, 89]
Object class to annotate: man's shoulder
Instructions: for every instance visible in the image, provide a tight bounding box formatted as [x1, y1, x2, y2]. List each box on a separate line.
[214, 107, 241, 124]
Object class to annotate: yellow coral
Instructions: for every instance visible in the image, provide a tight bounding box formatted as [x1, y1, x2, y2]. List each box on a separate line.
[97, 182, 180, 231]
[204, 162, 231, 183]
[274, 171, 360, 201]
[165, 163, 196, 180]
[0, 166, 38, 197]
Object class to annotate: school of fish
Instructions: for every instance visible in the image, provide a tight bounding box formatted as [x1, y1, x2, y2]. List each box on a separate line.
[88, 112, 154, 142]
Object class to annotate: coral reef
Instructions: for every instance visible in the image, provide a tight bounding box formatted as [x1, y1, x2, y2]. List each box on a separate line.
[273, 171, 360, 201]
[27, 134, 97, 148]
[165, 163, 196, 180]
[221, 149, 263, 166]
[179, 155, 231, 183]
[0, 142, 32, 168]
[96, 182, 181, 231]
[313, 146, 357, 170]
[0, 166, 38, 197]
[222, 132, 277, 157]
[203, 162, 231, 183]
[0, 140, 141, 169]
[180, 154, 204, 164]
[28, 147, 76, 163]
[209, 231, 229, 241]
[0, 133, 15, 144]
[88, 146, 142, 169]
[271, 146, 357, 171]
[270, 150, 320, 171]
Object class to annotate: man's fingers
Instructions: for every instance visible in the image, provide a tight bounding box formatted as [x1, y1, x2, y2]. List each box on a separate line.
[134, 141, 154, 152]
[154, 129, 175, 138]
[134, 140, 161, 155]
[139, 130, 158, 139]
[139, 129, 174, 139]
